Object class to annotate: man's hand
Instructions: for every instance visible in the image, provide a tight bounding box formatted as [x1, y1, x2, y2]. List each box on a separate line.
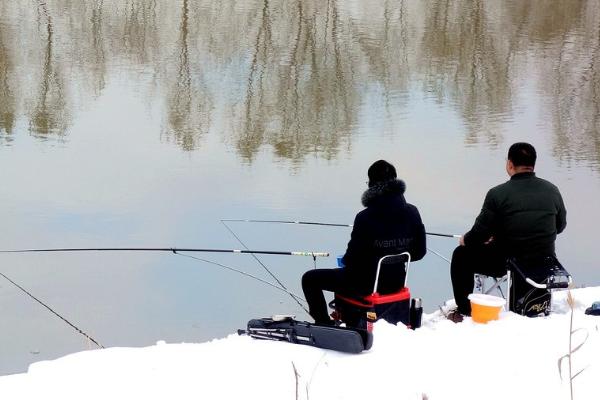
[459, 234, 493, 246]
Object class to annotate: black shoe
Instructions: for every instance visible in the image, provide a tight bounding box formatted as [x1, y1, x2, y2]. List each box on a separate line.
[446, 310, 464, 323]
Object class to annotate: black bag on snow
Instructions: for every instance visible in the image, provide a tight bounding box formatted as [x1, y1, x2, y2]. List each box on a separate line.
[240, 317, 372, 353]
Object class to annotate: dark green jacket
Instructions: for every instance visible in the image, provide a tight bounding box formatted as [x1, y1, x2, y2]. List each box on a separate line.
[464, 172, 566, 257]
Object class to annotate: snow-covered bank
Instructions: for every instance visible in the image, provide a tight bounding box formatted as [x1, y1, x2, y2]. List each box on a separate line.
[1, 288, 599, 400]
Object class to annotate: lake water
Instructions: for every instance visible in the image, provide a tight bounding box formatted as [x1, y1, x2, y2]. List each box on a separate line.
[0, 0, 599, 374]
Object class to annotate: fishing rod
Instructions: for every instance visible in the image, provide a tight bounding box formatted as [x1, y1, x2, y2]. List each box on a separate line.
[221, 219, 455, 268]
[222, 219, 352, 228]
[427, 232, 462, 239]
[0, 271, 104, 349]
[1, 245, 314, 347]
[0, 247, 329, 257]
[221, 219, 461, 238]
[1, 246, 312, 347]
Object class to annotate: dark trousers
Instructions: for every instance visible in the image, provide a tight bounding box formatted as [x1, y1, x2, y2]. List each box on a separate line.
[450, 244, 507, 315]
[301, 268, 348, 324]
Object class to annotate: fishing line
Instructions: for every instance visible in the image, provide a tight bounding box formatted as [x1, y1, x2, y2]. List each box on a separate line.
[173, 251, 306, 303]
[427, 247, 451, 264]
[0, 270, 104, 349]
[221, 221, 310, 314]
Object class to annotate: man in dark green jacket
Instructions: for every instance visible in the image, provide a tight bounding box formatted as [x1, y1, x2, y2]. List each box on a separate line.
[449, 142, 567, 321]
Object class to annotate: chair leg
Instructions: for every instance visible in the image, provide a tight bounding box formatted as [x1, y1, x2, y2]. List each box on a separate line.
[475, 274, 484, 293]
[483, 278, 504, 296]
[506, 270, 511, 312]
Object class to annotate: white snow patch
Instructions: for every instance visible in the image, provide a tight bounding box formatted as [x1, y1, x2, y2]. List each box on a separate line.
[1, 287, 599, 400]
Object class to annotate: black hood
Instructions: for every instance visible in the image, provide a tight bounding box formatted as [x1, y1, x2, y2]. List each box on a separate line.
[361, 179, 406, 207]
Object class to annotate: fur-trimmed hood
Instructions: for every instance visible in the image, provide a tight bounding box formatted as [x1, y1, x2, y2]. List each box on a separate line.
[361, 179, 406, 207]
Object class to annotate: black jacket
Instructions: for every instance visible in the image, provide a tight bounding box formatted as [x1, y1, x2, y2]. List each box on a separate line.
[341, 179, 426, 295]
[464, 172, 567, 258]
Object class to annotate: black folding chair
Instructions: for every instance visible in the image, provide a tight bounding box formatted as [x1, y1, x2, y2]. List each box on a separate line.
[476, 256, 571, 317]
[507, 256, 572, 316]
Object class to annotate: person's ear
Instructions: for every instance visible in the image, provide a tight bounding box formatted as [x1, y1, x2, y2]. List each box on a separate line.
[506, 159, 515, 176]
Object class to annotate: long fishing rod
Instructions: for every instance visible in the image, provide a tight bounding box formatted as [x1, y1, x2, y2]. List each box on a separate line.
[426, 232, 462, 239]
[221, 219, 461, 238]
[0, 247, 329, 257]
[1, 246, 312, 346]
[221, 218, 456, 268]
[0, 247, 318, 295]
[0, 271, 104, 349]
[222, 219, 352, 228]
[1, 246, 310, 348]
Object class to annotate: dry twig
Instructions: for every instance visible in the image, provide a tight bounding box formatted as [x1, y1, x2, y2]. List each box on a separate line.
[557, 291, 589, 400]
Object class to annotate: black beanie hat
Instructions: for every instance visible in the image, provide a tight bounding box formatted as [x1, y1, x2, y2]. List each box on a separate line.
[367, 160, 397, 187]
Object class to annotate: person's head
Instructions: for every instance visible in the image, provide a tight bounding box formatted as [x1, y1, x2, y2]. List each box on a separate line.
[367, 160, 397, 187]
[506, 142, 536, 176]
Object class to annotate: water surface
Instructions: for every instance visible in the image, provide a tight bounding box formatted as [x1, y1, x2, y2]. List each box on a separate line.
[1, 0, 599, 374]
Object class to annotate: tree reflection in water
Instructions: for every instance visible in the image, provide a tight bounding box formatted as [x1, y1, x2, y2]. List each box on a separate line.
[29, 0, 68, 137]
[0, 14, 16, 143]
[164, 0, 212, 151]
[531, 1, 600, 168]
[0, 0, 598, 169]
[235, 0, 357, 164]
[421, 0, 513, 148]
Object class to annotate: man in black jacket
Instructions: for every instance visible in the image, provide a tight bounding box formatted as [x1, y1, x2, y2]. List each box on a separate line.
[302, 160, 426, 324]
[449, 142, 567, 321]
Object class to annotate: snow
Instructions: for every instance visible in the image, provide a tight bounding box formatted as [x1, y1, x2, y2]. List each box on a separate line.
[1, 288, 599, 400]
